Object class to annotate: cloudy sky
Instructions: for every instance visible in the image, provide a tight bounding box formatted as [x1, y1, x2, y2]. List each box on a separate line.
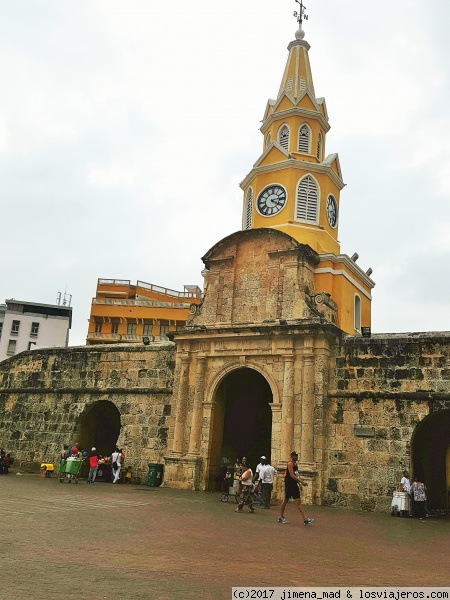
[2, 0, 450, 346]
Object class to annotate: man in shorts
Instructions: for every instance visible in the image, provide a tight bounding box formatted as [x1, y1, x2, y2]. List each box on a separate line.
[278, 451, 314, 526]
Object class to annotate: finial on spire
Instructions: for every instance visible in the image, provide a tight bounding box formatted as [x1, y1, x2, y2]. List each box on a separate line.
[293, 0, 308, 39]
[293, 0, 308, 26]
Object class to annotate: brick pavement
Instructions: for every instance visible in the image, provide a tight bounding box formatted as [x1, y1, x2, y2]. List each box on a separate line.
[0, 474, 448, 600]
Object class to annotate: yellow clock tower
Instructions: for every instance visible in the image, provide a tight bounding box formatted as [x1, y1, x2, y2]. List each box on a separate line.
[240, 3, 374, 335]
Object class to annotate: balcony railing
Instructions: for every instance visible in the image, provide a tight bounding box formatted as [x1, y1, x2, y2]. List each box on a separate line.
[98, 279, 130, 286]
[137, 280, 202, 299]
[86, 333, 170, 343]
[92, 298, 192, 308]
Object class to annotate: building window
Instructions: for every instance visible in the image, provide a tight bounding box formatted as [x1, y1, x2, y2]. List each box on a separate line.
[296, 175, 319, 223]
[244, 188, 253, 230]
[286, 76, 293, 93]
[143, 322, 152, 336]
[111, 321, 119, 334]
[317, 132, 322, 161]
[160, 321, 169, 338]
[30, 322, 39, 337]
[354, 295, 362, 333]
[7, 339, 16, 356]
[0, 322, 3, 338]
[176, 322, 186, 330]
[300, 76, 306, 92]
[298, 124, 310, 153]
[265, 132, 272, 149]
[11, 320, 20, 335]
[127, 322, 136, 335]
[28, 341, 36, 350]
[94, 320, 102, 334]
[278, 125, 289, 151]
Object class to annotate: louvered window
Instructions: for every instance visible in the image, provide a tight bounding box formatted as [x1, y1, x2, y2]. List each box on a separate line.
[317, 132, 322, 161]
[296, 175, 319, 223]
[278, 125, 289, 151]
[287, 77, 293, 93]
[298, 124, 310, 153]
[300, 76, 306, 91]
[265, 133, 272, 149]
[244, 188, 253, 230]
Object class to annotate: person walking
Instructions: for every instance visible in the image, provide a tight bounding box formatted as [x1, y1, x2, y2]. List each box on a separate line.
[278, 451, 313, 526]
[259, 458, 276, 509]
[235, 463, 255, 513]
[111, 447, 122, 484]
[87, 448, 99, 484]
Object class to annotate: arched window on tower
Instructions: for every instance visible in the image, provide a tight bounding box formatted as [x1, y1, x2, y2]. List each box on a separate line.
[244, 187, 253, 230]
[265, 132, 272, 149]
[298, 124, 311, 153]
[354, 295, 362, 333]
[317, 132, 322, 161]
[296, 175, 319, 223]
[278, 125, 290, 151]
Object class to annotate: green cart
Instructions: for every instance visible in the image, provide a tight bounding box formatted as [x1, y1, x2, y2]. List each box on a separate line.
[58, 458, 83, 483]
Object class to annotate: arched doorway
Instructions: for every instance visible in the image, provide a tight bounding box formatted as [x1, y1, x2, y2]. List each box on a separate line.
[209, 367, 273, 487]
[78, 400, 121, 457]
[411, 409, 450, 510]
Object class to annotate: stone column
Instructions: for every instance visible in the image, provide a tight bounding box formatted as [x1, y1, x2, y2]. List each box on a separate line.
[171, 356, 191, 455]
[300, 343, 315, 467]
[280, 355, 295, 462]
[188, 356, 207, 455]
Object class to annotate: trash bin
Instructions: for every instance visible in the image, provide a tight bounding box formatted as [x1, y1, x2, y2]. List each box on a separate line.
[147, 463, 164, 487]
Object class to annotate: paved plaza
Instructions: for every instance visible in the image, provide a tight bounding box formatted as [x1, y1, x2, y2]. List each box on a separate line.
[0, 474, 448, 600]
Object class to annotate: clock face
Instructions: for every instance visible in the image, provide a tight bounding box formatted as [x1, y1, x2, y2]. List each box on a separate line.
[326, 195, 338, 228]
[256, 185, 287, 216]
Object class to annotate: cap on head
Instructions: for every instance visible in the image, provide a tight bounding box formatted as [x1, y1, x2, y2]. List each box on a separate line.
[260, 456, 266, 460]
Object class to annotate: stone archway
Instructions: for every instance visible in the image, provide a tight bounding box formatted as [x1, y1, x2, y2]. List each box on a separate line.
[411, 409, 450, 510]
[208, 367, 273, 487]
[78, 400, 121, 458]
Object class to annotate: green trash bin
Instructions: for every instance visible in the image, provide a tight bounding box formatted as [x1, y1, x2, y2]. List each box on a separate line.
[147, 463, 164, 487]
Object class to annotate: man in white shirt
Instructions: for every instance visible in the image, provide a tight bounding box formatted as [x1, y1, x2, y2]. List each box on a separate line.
[259, 459, 276, 509]
[400, 470, 411, 493]
[254, 456, 266, 505]
[111, 447, 122, 484]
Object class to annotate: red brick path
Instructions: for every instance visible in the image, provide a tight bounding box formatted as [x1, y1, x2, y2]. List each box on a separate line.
[0, 475, 448, 599]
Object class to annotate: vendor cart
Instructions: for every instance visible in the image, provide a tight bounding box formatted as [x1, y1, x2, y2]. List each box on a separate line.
[391, 491, 411, 517]
[58, 458, 83, 483]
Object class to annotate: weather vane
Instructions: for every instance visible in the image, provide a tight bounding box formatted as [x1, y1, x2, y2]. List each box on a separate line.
[293, 0, 308, 26]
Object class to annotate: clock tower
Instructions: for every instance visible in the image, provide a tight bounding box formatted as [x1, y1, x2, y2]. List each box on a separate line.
[240, 3, 374, 335]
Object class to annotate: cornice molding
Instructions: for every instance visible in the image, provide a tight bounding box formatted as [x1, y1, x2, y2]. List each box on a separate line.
[261, 105, 330, 134]
[239, 157, 345, 191]
[317, 253, 375, 291]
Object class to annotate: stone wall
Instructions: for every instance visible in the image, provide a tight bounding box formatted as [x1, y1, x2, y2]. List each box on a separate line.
[0, 330, 449, 511]
[324, 332, 450, 511]
[0, 343, 176, 482]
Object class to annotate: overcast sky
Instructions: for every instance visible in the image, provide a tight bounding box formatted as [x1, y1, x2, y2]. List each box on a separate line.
[2, 0, 450, 346]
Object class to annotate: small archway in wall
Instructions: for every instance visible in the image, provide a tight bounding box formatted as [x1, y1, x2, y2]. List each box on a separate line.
[411, 409, 450, 510]
[208, 367, 273, 488]
[77, 400, 121, 458]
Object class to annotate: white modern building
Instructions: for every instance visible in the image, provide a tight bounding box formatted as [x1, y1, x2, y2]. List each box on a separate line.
[0, 300, 72, 362]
